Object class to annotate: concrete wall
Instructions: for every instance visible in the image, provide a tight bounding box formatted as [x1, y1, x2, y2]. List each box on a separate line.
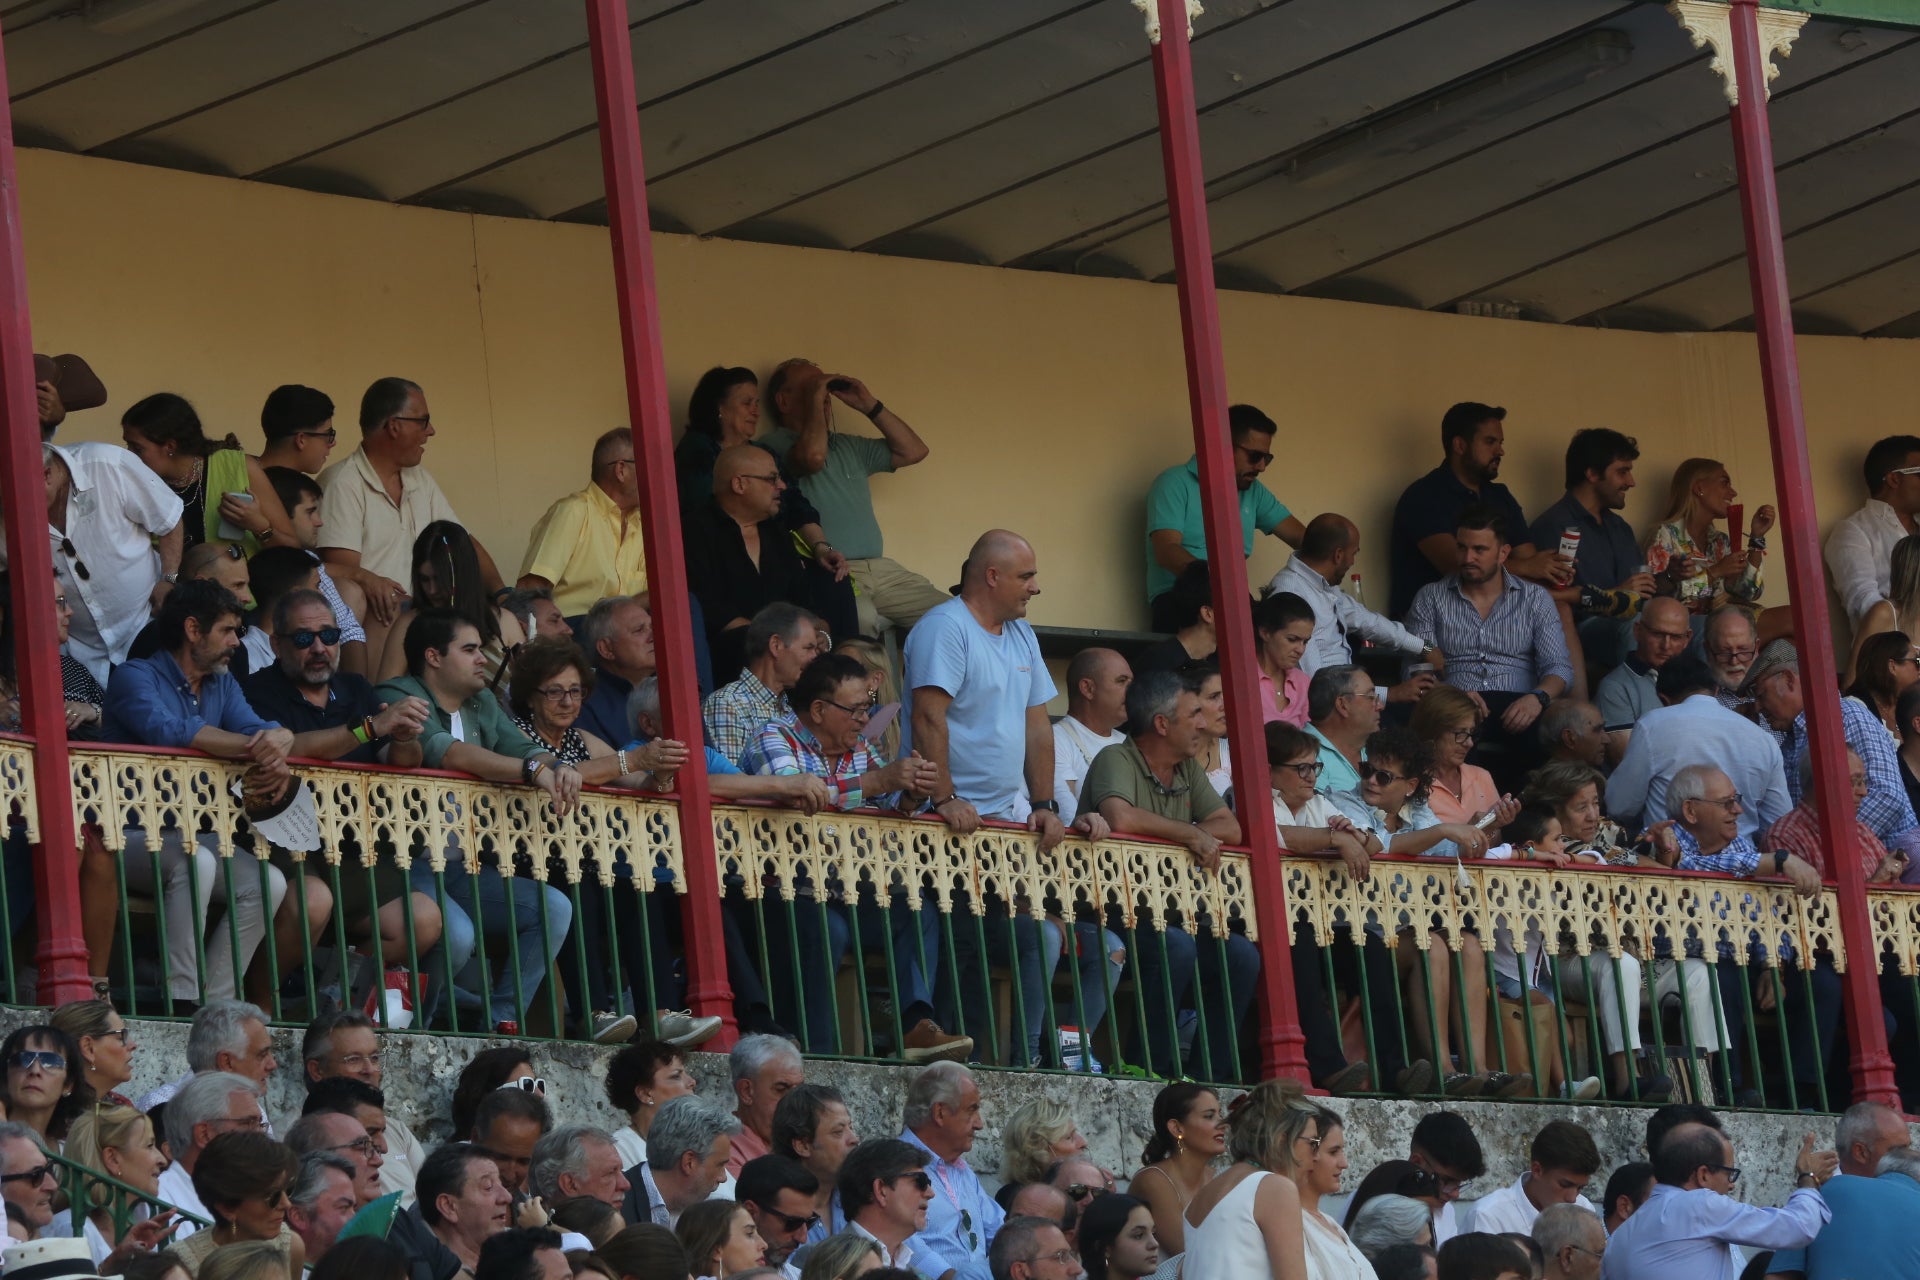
[22, 1010, 1899, 1216]
[21, 147, 1920, 645]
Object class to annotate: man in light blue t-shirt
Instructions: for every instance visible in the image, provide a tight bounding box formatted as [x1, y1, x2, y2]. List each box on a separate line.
[1143, 403, 1305, 630]
[903, 529, 1109, 1064]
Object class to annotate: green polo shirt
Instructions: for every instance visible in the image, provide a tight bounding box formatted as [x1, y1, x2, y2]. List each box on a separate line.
[1143, 455, 1290, 601]
[372, 674, 538, 769]
[1079, 738, 1225, 825]
[759, 427, 895, 560]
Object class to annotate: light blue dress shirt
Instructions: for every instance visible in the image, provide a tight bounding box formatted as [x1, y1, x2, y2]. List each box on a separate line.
[101, 651, 276, 747]
[1601, 1183, 1828, 1280]
[1605, 694, 1791, 838]
[899, 1127, 1001, 1280]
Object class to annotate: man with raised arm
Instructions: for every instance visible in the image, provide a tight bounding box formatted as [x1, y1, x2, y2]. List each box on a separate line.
[760, 358, 947, 633]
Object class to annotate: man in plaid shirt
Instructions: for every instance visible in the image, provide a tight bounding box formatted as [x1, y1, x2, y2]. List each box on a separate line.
[704, 602, 829, 766]
[741, 652, 963, 1062]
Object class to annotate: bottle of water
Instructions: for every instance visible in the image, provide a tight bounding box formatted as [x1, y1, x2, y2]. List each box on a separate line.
[1346, 573, 1372, 650]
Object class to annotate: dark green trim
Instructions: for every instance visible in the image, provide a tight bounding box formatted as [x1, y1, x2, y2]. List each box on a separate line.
[1760, 0, 1920, 29]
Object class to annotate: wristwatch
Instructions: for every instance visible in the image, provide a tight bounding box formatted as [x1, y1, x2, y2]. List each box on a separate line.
[1772, 849, 1789, 875]
[1030, 799, 1060, 814]
[1530, 689, 1551, 710]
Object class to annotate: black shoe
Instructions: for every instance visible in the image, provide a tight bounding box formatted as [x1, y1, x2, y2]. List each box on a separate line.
[1395, 1060, 1436, 1095]
[1734, 1087, 1766, 1108]
[1315, 1061, 1372, 1094]
[737, 1005, 793, 1040]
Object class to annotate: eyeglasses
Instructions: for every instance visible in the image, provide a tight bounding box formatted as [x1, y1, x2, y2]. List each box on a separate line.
[285, 626, 342, 650]
[58, 537, 90, 581]
[389, 415, 432, 428]
[259, 1186, 291, 1207]
[98, 1028, 131, 1044]
[1022, 1251, 1081, 1268]
[1064, 1183, 1108, 1201]
[1366, 768, 1411, 787]
[764, 1208, 822, 1233]
[1274, 761, 1324, 780]
[8, 1051, 64, 1073]
[297, 428, 338, 444]
[1444, 727, 1476, 744]
[893, 1171, 932, 1192]
[497, 1077, 547, 1096]
[209, 1113, 266, 1132]
[0, 1163, 55, 1186]
[1298, 1134, 1324, 1154]
[1890, 466, 1920, 477]
[536, 685, 585, 703]
[741, 472, 783, 486]
[326, 1136, 379, 1160]
[1707, 1163, 1741, 1184]
[1695, 793, 1744, 811]
[824, 699, 871, 720]
[1707, 645, 1757, 664]
[335, 1051, 381, 1070]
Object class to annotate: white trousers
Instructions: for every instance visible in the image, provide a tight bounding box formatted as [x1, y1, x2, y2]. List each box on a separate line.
[121, 828, 287, 1000]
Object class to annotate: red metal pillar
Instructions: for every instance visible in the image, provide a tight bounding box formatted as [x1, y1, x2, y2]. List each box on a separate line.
[1146, 0, 1309, 1083]
[584, 0, 735, 1045]
[1725, 0, 1895, 1104]
[0, 26, 90, 1007]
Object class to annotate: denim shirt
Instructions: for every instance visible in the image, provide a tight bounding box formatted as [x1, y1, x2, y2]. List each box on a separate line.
[101, 651, 276, 748]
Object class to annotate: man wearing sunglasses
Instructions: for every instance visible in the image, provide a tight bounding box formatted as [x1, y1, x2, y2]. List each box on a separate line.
[42, 439, 185, 682]
[0, 1121, 55, 1239]
[1825, 433, 1920, 634]
[736, 1155, 821, 1270]
[1143, 402, 1304, 632]
[832, 1138, 933, 1273]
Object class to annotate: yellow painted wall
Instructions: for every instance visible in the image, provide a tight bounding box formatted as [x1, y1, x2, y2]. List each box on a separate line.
[22, 148, 1920, 633]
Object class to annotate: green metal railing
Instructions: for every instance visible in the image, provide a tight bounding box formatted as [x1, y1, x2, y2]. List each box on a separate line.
[48, 1147, 210, 1248]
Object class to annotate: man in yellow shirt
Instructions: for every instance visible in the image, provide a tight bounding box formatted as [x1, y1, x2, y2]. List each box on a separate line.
[517, 428, 649, 617]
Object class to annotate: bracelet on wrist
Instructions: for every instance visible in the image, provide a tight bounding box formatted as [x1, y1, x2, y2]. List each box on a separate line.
[616, 747, 631, 776]
[864, 400, 885, 420]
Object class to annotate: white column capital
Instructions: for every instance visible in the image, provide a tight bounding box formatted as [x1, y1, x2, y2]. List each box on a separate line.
[1133, 0, 1204, 45]
[1667, 0, 1809, 105]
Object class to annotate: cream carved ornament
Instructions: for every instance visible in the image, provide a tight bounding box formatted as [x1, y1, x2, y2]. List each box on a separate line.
[1668, 0, 1810, 105]
[1133, 0, 1204, 45]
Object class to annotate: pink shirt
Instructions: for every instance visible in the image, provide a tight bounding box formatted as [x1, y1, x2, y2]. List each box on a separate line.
[1259, 667, 1310, 727]
[1428, 763, 1498, 826]
[725, 1119, 770, 1178]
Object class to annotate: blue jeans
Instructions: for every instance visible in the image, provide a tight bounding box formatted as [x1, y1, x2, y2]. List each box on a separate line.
[1040, 920, 1126, 1064]
[414, 861, 571, 1027]
[1132, 921, 1263, 1082]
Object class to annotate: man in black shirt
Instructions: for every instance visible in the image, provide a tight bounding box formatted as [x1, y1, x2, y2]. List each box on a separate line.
[242, 587, 441, 984]
[1388, 402, 1568, 617]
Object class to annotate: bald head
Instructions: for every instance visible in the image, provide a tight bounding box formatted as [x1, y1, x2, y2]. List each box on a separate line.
[964, 530, 1034, 583]
[1065, 647, 1132, 734]
[714, 444, 783, 520]
[959, 529, 1041, 623]
[1298, 513, 1359, 564]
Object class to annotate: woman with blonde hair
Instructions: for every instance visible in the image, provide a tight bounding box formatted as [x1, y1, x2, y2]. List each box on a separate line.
[1642, 457, 1773, 616]
[196, 1241, 290, 1280]
[49, 998, 137, 1108]
[996, 1098, 1089, 1197]
[833, 637, 899, 760]
[798, 1231, 882, 1280]
[60, 1105, 176, 1267]
[1182, 1079, 1326, 1280]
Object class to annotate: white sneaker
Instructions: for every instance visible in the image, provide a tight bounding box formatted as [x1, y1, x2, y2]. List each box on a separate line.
[655, 1010, 723, 1047]
[1561, 1076, 1603, 1101]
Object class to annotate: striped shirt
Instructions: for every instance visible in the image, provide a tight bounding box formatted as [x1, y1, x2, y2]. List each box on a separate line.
[1403, 570, 1574, 694]
[1781, 696, 1918, 843]
[741, 719, 907, 811]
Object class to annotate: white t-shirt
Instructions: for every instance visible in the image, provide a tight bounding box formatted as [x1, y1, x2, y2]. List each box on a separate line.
[1053, 717, 1125, 824]
[1273, 790, 1342, 845]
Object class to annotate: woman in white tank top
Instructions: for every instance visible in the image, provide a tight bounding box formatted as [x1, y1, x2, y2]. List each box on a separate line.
[1182, 1079, 1319, 1280]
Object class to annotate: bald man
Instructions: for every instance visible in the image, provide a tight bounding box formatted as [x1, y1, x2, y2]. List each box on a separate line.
[683, 443, 854, 683]
[904, 529, 1109, 1065]
[1268, 513, 1440, 700]
[124, 540, 260, 674]
[1053, 647, 1131, 824]
[1595, 596, 1692, 732]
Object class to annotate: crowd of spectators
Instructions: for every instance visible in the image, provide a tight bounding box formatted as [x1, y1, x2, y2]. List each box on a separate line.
[13, 371, 1920, 1101]
[0, 998, 1904, 1280]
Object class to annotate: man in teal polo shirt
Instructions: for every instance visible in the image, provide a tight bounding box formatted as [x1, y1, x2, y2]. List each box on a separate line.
[759, 358, 948, 633]
[1143, 403, 1305, 631]
[1304, 664, 1379, 796]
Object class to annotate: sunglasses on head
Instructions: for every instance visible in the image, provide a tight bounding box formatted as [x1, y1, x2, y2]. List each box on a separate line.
[284, 626, 343, 650]
[496, 1076, 547, 1096]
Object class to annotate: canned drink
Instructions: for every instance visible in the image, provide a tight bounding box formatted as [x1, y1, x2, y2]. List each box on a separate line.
[1559, 526, 1582, 561]
[1410, 662, 1437, 678]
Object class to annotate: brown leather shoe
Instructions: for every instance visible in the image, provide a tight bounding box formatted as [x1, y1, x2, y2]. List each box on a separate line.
[902, 1018, 973, 1063]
